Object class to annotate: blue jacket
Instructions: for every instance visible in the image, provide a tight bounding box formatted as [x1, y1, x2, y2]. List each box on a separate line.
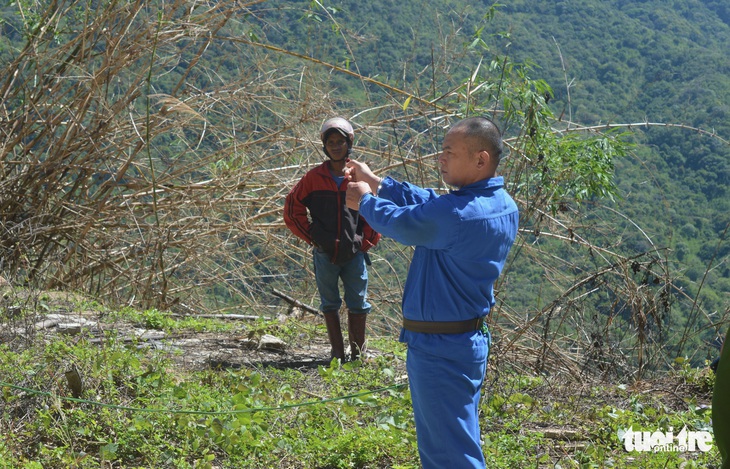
[359, 176, 518, 355]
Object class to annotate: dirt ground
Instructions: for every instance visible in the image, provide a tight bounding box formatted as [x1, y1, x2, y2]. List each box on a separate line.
[1, 288, 714, 413]
[0, 289, 383, 374]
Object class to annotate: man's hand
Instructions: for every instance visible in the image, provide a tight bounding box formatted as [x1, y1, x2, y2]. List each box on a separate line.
[345, 160, 381, 194]
[346, 181, 372, 211]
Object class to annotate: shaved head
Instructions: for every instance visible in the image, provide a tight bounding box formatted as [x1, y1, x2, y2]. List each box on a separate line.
[449, 117, 503, 164]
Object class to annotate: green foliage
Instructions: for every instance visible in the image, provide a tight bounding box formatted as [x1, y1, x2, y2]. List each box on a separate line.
[0, 315, 724, 467]
[0, 0, 726, 400]
[480, 368, 720, 468]
[106, 307, 237, 334]
[673, 357, 717, 392]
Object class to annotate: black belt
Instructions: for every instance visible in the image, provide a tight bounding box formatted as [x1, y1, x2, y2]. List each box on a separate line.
[402, 317, 485, 334]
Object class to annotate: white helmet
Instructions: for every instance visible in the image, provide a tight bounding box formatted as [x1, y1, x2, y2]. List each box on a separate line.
[320, 117, 354, 145]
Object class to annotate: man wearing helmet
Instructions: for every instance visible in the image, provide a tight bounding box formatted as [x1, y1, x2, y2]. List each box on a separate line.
[284, 117, 381, 361]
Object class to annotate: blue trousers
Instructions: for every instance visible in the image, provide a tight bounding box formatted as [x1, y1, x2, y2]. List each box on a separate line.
[312, 249, 370, 314]
[405, 330, 490, 469]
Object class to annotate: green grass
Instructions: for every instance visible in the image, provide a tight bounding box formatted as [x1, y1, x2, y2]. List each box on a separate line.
[0, 303, 724, 468]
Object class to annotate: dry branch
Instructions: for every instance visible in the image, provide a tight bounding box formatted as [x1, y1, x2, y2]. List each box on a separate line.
[271, 288, 321, 317]
[0, 0, 723, 382]
[169, 313, 264, 321]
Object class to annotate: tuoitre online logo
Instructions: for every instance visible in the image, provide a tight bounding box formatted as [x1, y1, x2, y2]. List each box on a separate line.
[620, 426, 713, 453]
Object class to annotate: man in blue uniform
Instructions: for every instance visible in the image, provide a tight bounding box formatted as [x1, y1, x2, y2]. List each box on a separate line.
[345, 117, 519, 468]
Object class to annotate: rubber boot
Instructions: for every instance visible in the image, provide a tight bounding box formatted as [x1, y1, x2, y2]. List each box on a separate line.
[347, 312, 367, 361]
[323, 311, 345, 361]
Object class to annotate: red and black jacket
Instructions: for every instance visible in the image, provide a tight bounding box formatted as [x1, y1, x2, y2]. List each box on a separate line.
[284, 161, 380, 265]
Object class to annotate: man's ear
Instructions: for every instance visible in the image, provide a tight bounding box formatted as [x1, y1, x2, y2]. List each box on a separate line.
[476, 150, 488, 168]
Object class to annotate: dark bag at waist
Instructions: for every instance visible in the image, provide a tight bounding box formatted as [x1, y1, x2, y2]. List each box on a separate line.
[402, 316, 485, 334]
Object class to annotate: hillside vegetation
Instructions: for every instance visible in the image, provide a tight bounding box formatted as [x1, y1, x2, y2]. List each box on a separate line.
[0, 0, 728, 466]
[0, 288, 721, 467]
[255, 0, 730, 364]
[0, 0, 726, 370]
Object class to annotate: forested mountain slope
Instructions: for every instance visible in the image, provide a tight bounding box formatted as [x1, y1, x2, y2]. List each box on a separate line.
[491, 0, 730, 355]
[487, 0, 730, 361]
[256, 0, 730, 364]
[0, 0, 727, 371]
